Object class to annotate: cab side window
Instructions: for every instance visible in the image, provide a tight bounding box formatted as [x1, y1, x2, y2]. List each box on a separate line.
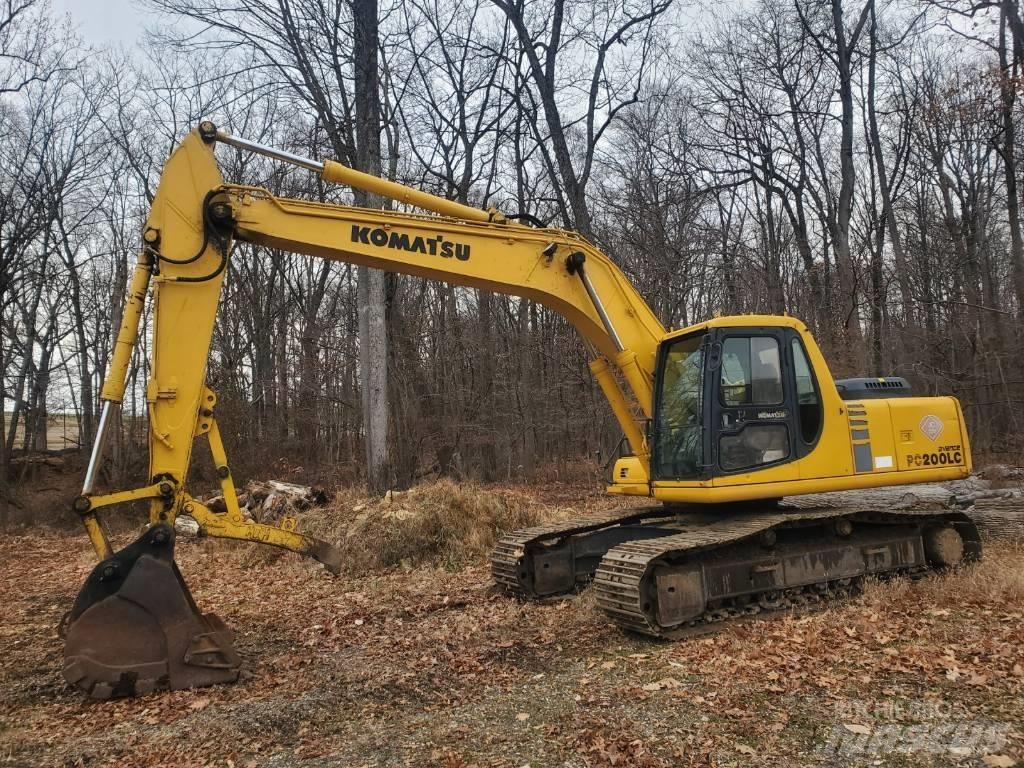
[791, 338, 822, 444]
[720, 337, 783, 406]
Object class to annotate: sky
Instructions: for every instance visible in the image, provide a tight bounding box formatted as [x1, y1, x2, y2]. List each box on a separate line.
[50, 0, 146, 47]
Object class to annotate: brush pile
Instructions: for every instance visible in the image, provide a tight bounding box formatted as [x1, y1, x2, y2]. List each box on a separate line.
[325, 479, 550, 572]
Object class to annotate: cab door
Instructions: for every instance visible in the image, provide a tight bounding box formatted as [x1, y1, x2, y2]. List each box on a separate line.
[709, 328, 800, 485]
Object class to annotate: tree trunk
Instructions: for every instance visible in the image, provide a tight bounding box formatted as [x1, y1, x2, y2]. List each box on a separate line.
[867, 2, 914, 326]
[831, 0, 864, 342]
[999, 4, 1024, 317]
[0, 318, 8, 527]
[491, 0, 593, 236]
[353, 0, 391, 493]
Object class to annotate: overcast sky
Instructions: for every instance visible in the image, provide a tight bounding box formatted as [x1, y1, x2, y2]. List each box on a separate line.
[51, 0, 145, 47]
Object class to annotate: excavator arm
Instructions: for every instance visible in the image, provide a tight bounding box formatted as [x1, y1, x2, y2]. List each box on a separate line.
[63, 123, 666, 698]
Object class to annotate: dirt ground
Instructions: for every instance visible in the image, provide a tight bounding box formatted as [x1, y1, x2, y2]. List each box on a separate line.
[1, 484, 1022, 768]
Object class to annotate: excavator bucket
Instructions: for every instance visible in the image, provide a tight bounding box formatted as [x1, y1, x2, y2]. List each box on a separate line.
[63, 523, 241, 699]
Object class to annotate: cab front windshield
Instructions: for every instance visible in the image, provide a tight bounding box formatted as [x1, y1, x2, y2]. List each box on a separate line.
[653, 333, 705, 479]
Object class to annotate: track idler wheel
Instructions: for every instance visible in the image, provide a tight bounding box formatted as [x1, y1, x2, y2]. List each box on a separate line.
[923, 525, 965, 567]
[63, 523, 241, 699]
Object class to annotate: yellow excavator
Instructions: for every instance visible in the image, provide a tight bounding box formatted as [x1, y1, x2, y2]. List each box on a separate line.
[63, 123, 980, 699]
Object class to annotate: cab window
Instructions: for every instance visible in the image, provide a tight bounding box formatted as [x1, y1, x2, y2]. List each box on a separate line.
[720, 337, 783, 406]
[653, 333, 705, 479]
[720, 425, 790, 471]
[791, 338, 822, 444]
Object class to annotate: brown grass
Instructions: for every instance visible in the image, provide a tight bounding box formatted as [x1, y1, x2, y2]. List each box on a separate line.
[306, 478, 561, 572]
[860, 539, 1024, 607]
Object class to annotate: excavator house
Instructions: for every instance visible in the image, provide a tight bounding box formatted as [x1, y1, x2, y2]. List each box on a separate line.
[63, 124, 980, 699]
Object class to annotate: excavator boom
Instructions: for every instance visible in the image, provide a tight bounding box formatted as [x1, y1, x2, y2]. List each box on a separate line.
[65, 123, 666, 697]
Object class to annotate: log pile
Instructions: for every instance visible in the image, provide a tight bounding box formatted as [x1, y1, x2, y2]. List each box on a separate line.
[203, 480, 331, 524]
[976, 465, 1024, 482]
[886, 482, 1024, 541]
[171, 472, 1024, 544]
[778, 480, 1024, 543]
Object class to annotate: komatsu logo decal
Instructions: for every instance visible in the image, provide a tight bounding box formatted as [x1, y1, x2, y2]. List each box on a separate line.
[351, 226, 470, 261]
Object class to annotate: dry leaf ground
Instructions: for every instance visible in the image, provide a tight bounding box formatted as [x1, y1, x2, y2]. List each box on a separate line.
[1, 481, 1022, 768]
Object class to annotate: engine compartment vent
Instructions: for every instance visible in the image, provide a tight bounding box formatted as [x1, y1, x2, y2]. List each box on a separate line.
[835, 377, 912, 400]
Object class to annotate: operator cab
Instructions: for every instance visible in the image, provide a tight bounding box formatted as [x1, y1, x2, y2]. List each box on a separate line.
[651, 323, 824, 481]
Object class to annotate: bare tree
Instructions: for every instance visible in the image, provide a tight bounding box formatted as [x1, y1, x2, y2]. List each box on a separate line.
[797, 0, 876, 342]
[0, 0, 56, 94]
[353, 0, 390, 491]
[490, 0, 672, 237]
[145, 0, 394, 491]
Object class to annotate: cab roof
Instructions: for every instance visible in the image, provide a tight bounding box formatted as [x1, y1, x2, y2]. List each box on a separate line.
[662, 314, 808, 343]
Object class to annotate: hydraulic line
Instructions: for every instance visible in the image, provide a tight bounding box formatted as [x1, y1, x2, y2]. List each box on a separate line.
[570, 254, 625, 353]
[212, 126, 504, 223]
[83, 246, 154, 498]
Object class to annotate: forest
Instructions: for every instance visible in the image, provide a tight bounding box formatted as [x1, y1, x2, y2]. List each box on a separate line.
[2, 0, 1024, 510]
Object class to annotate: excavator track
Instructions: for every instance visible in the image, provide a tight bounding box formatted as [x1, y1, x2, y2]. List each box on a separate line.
[594, 506, 981, 638]
[492, 494, 982, 638]
[491, 506, 680, 597]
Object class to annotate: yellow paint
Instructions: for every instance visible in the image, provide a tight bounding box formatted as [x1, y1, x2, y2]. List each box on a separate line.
[590, 358, 648, 463]
[185, 497, 341, 574]
[321, 160, 506, 224]
[81, 514, 113, 560]
[606, 455, 649, 496]
[230, 187, 665, 396]
[653, 465, 969, 504]
[100, 252, 152, 402]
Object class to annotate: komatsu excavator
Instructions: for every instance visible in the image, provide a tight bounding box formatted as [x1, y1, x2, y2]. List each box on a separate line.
[63, 123, 980, 699]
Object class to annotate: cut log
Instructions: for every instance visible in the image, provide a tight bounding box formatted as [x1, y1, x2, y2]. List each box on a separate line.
[976, 464, 1024, 481]
[954, 489, 1018, 504]
[244, 480, 330, 508]
[174, 515, 200, 536]
[968, 497, 1024, 541]
[206, 495, 228, 513]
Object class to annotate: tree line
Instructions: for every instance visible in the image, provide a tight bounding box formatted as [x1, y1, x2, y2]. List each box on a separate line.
[1, 0, 1023, 516]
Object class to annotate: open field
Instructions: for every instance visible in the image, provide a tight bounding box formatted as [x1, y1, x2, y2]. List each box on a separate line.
[3, 413, 82, 453]
[0, 483, 1022, 768]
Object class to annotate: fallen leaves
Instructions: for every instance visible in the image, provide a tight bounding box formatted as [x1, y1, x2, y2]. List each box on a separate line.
[2, 498, 1024, 768]
[576, 729, 674, 768]
[641, 677, 681, 692]
[982, 755, 1017, 767]
[967, 671, 991, 686]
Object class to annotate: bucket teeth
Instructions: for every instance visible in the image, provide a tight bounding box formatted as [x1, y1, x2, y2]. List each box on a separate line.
[63, 523, 241, 699]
